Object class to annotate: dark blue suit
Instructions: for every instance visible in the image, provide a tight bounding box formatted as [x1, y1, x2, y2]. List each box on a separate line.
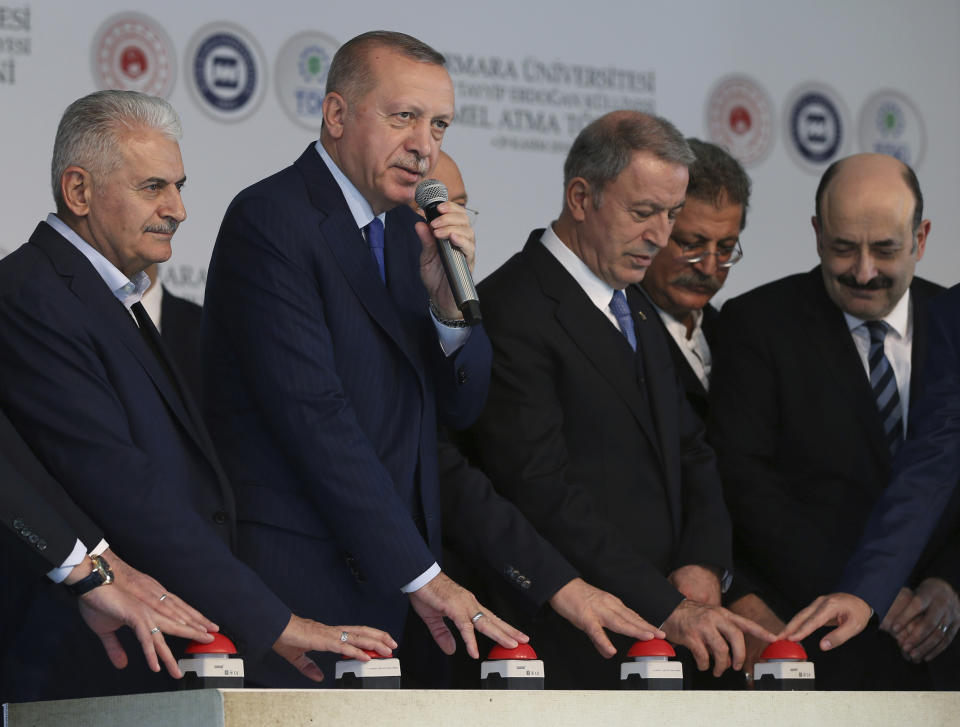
[202, 145, 491, 686]
[0, 223, 290, 700]
[841, 283, 960, 617]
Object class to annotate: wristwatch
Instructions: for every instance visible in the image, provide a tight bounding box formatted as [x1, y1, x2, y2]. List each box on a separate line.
[66, 554, 114, 596]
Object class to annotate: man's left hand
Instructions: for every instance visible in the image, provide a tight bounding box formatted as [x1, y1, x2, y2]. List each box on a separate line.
[883, 578, 960, 662]
[415, 201, 476, 320]
[669, 564, 722, 606]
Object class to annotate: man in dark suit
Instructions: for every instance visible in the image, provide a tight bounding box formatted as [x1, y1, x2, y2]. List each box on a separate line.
[783, 282, 960, 663]
[468, 110, 774, 689]
[0, 90, 394, 701]
[710, 153, 960, 688]
[202, 31, 523, 688]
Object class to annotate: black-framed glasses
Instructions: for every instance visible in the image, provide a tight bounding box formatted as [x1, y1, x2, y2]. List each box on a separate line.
[673, 239, 743, 268]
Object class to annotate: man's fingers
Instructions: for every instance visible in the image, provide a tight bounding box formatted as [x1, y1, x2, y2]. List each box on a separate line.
[153, 634, 183, 679]
[899, 608, 945, 652]
[154, 592, 218, 633]
[879, 588, 914, 633]
[422, 612, 458, 656]
[583, 621, 617, 658]
[97, 630, 130, 670]
[779, 600, 829, 641]
[340, 626, 396, 657]
[712, 618, 743, 674]
[889, 596, 928, 637]
[819, 618, 866, 651]
[726, 611, 777, 643]
[278, 646, 325, 683]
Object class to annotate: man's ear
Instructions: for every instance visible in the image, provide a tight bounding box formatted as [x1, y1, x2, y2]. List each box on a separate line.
[565, 177, 593, 222]
[60, 166, 93, 218]
[322, 92, 348, 140]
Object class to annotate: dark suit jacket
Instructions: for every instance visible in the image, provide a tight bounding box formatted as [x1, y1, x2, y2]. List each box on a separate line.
[160, 286, 203, 402]
[840, 283, 960, 616]
[0, 223, 290, 701]
[1, 410, 101, 574]
[468, 231, 732, 688]
[710, 267, 959, 688]
[202, 145, 491, 686]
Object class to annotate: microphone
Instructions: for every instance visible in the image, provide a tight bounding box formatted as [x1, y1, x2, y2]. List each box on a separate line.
[415, 178, 481, 326]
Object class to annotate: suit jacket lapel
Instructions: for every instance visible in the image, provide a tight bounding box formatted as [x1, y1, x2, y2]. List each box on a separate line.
[524, 237, 661, 454]
[295, 148, 424, 380]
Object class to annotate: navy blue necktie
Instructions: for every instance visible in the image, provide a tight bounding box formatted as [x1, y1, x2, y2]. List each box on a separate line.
[366, 217, 385, 284]
[865, 321, 904, 456]
[609, 290, 636, 351]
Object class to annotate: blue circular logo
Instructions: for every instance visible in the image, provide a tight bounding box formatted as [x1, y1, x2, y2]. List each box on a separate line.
[186, 23, 266, 122]
[784, 83, 849, 173]
[790, 92, 842, 163]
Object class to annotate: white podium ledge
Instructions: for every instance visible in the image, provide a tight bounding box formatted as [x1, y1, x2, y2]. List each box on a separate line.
[5, 688, 960, 727]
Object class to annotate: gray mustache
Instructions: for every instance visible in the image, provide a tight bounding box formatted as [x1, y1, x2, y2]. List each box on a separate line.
[144, 219, 179, 235]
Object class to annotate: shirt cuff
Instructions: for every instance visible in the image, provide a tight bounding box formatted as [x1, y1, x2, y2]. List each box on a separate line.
[89, 539, 109, 557]
[430, 307, 471, 356]
[46, 538, 88, 583]
[401, 562, 441, 593]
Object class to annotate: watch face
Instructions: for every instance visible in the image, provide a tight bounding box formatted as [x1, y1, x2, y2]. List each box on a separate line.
[92, 555, 114, 584]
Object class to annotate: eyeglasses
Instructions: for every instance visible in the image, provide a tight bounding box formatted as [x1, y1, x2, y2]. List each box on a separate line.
[673, 239, 743, 268]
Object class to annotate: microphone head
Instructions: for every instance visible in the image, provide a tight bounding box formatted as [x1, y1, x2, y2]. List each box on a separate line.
[415, 178, 448, 209]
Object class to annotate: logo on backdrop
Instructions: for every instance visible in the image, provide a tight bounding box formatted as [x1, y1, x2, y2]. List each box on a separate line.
[705, 75, 775, 167]
[275, 31, 340, 131]
[186, 22, 265, 122]
[91, 12, 176, 97]
[784, 82, 849, 173]
[858, 90, 925, 168]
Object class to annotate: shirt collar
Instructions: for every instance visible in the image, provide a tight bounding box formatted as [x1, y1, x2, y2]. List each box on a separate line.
[540, 223, 617, 310]
[843, 288, 912, 339]
[45, 213, 150, 307]
[314, 141, 385, 231]
[649, 297, 704, 341]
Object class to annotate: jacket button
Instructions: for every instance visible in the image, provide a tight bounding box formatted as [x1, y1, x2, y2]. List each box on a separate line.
[457, 367, 468, 385]
[13, 518, 24, 530]
[36, 539, 47, 552]
[28, 533, 39, 544]
[212, 511, 228, 525]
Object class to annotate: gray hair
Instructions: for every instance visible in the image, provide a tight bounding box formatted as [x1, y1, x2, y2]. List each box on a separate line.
[325, 30, 445, 104]
[563, 111, 694, 207]
[52, 90, 182, 212]
[685, 138, 752, 230]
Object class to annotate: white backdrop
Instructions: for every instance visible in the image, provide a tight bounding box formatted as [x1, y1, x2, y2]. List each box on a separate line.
[2, 1, 958, 304]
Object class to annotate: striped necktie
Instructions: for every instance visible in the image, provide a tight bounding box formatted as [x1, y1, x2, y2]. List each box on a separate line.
[865, 320, 904, 456]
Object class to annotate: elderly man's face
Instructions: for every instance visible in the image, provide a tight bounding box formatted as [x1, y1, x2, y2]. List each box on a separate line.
[335, 48, 454, 215]
[573, 151, 688, 290]
[642, 196, 741, 323]
[84, 128, 186, 278]
[815, 156, 927, 321]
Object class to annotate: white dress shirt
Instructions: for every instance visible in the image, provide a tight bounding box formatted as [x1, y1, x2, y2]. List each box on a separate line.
[651, 304, 712, 391]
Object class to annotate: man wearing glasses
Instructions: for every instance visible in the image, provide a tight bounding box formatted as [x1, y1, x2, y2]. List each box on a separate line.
[640, 139, 748, 423]
[709, 153, 960, 688]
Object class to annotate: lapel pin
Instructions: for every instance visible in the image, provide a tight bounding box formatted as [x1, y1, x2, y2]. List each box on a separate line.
[636, 310, 647, 321]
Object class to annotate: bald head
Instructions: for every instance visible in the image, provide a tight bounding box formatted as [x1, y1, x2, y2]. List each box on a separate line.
[410, 150, 467, 213]
[813, 153, 930, 320]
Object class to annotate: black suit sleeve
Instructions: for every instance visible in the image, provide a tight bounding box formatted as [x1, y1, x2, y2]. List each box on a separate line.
[438, 431, 578, 609]
[0, 410, 101, 573]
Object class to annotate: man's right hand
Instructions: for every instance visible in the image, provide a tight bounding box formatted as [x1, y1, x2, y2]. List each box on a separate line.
[408, 571, 528, 659]
[272, 614, 398, 683]
[778, 592, 872, 650]
[548, 578, 665, 658]
[661, 599, 777, 676]
[74, 549, 218, 679]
